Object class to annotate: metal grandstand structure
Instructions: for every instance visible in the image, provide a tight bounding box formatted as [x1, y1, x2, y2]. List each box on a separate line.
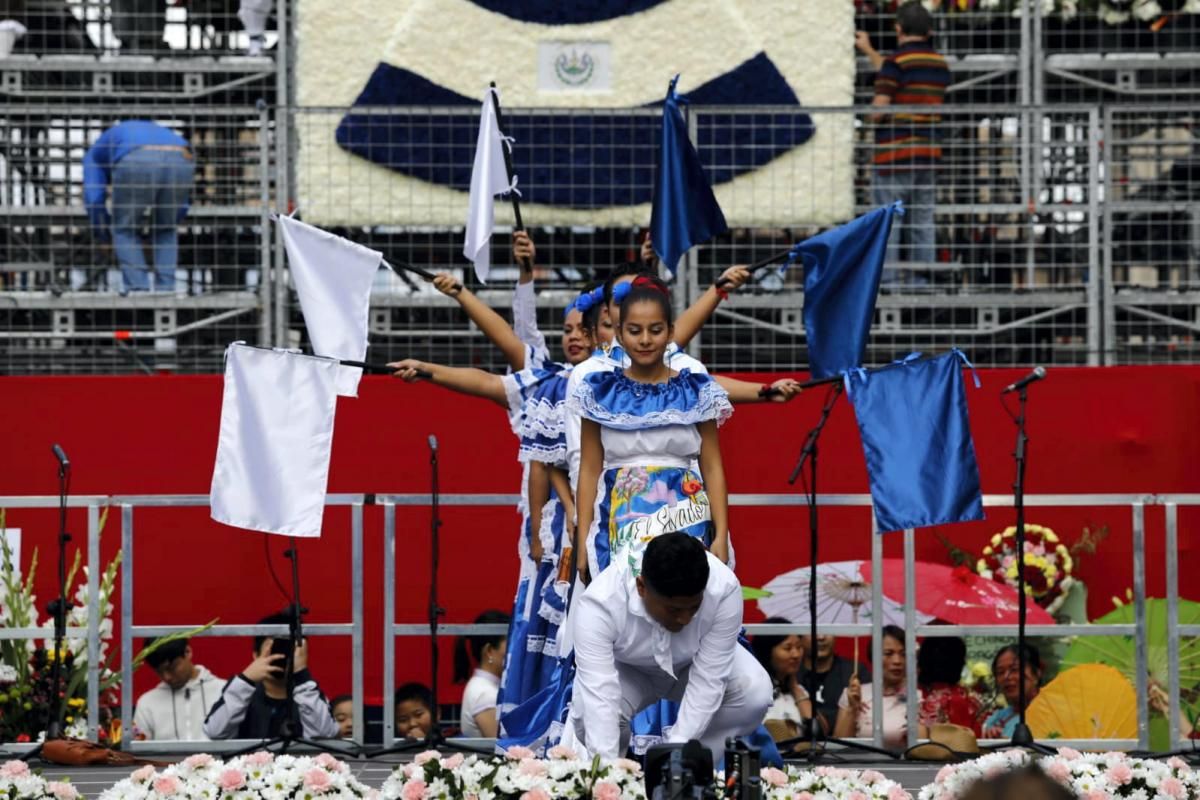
[0, 0, 1198, 374]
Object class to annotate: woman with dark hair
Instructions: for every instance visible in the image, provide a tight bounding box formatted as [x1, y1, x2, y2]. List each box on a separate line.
[454, 609, 511, 738]
[982, 643, 1043, 739]
[834, 625, 927, 747]
[917, 636, 983, 735]
[751, 618, 814, 738]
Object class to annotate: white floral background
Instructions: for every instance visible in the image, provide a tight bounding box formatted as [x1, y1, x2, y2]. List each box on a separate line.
[295, 0, 855, 227]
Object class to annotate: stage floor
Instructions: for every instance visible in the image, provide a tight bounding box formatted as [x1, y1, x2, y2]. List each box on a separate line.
[18, 753, 947, 796]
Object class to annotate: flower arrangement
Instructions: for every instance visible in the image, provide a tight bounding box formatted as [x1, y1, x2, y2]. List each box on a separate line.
[751, 765, 912, 800]
[975, 524, 1075, 614]
[99, 752, 377, 799]
[0, 508, 214, 743]
[380, 747, 647, 800]
[0, 760, 82, 799]
[918, 748, 1200, 800]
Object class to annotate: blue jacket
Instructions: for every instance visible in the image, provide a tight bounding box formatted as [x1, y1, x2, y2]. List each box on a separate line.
[82, 120, 190, 234]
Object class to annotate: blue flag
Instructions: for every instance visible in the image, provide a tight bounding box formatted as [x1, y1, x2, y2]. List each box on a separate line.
[847, 350, 985, 533]
[651, 75, 728, 273]
[789, 202, 901, 379]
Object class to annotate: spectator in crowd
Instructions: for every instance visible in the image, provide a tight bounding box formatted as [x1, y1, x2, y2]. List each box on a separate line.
[110, 0, 164, 53]
[203, 612, 340, 740]
[796, 633, 871, 733]
[453, 609, 509, 738]
[982, 643, 1042, 739]
[83, 120, 194, 294]
[751, 617, 814, 739]
[395, 682, 437, 740]
[833, 625, 926, 748]
[330, 694, 353, 739]
[917, 635, 983, 735]
[133, 637, 224, 740]
[855, 1, 950, 283]
[238, 0, 271, 55]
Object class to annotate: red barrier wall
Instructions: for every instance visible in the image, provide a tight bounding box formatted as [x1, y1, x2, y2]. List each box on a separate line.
[2, 367, 1198, 708]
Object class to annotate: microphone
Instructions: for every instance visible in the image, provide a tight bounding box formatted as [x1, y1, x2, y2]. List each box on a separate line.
[1001, 366, 1047, 395]
[51, 444, 70, 468]
[427, 435, 438, 452]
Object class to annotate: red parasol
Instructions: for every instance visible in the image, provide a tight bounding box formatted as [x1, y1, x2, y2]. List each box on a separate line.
[860, 559, 1056, 626]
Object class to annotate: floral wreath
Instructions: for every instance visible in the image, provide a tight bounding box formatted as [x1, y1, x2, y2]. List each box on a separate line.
[975, 524, 1075, 614]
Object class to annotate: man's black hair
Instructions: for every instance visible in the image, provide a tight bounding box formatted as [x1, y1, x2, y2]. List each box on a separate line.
[917, 635, 967, 686]
[395, 682, 435, 713]
[896, 0, 933, 37]
[641, 533, 710, 598]
[143, 637, 188, 670]
[254, 610, 294, 654]
[330, 694, 353, 707]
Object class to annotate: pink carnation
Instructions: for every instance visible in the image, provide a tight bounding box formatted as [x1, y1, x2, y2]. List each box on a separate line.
[794, 793, 815, 800]
[414, 750, 441, 766]
[936, 766, 957, 783]
[402, 779, 428, 800]
[1058, 748, 1083, 761]
[594, 781, 622, 800]
[304, 768, 334, 792]
[519, 758, 549, 777]
[506, 745, 536, 760]
[1082, 791, 1111, 800]
[847, 792, 869, 800]
[219, 769, 247, 791]
[48, 783, 79, 800]
[244, 750, 274, 766]
[131, 765, 156, 783]
[1106, 764, 1133, 785]
[889, 786, 911, 800]
[548, 745, 578, 760]
[520, 790, 551, 800]
[615, 758, 643, 775]
[152, 775, 180, 795]
[443, 753, 465, 770]
[182, 753, 214, 769]
[861, 770, 886, 784]
[315, 752, 349, 772]
[1169, 757, 1189, 771]
[0, 761, 29, 778]
[762, 767, 789, 787]
[1161, 777, 1187, 799]
[1045, 761, 1071, 783]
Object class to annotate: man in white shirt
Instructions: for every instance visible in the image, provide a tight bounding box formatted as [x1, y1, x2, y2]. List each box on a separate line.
[133, 638, 224, 740]
[564, 533, 771, 762]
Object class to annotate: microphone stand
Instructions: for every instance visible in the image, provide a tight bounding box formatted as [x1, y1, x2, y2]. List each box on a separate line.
[780, 384, 897, 763]
[1003, 386, 1054, 754]
[370, 436, 488, 757]
[231, 542, 358, 757]
[23, 451, 73, 762]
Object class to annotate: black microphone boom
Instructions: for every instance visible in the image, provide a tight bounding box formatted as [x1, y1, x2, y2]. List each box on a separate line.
[1002, 366, 1047, 395]
[51, 444, 70, 468]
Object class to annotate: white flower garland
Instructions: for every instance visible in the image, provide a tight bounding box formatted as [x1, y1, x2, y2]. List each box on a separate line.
[98, 751, 377, 800]
[754, 765, 913, 800]
[381, 747, 647, 800]
[0, 760, 82, 799]
[919, 748, 1200, 800]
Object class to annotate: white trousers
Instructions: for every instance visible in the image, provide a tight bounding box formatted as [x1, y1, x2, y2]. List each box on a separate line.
[564, 646, 772, 762]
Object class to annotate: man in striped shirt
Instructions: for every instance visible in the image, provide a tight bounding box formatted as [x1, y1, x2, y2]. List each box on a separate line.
[856, 2, 950, 283]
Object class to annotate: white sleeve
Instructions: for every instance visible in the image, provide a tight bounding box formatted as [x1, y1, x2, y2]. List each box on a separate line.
[462, 679, 498, 718]
[513, 282, 549, 362]
[569, 592, 624, 761]
[293, 670, 341, 739]
[133, 695, 156, 740]
[564, 368, 585, 492]
[667, 579, 743, 744]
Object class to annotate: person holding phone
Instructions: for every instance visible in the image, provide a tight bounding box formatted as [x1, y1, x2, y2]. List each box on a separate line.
[203, 611, 340, 740]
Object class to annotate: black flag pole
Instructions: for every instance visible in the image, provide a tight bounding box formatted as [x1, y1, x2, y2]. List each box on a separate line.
[714, 246, 795, 289]
[385, 260, 464, 294]
[488, 81, 532, 273]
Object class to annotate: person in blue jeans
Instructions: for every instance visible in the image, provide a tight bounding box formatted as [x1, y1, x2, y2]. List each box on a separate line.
[83, 120, 194, 293]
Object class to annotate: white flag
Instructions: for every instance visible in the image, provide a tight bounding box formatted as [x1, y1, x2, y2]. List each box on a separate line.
[278, 215, 381, 397]
[210, 344, 339, 538]
[463, 87, 516, 283]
